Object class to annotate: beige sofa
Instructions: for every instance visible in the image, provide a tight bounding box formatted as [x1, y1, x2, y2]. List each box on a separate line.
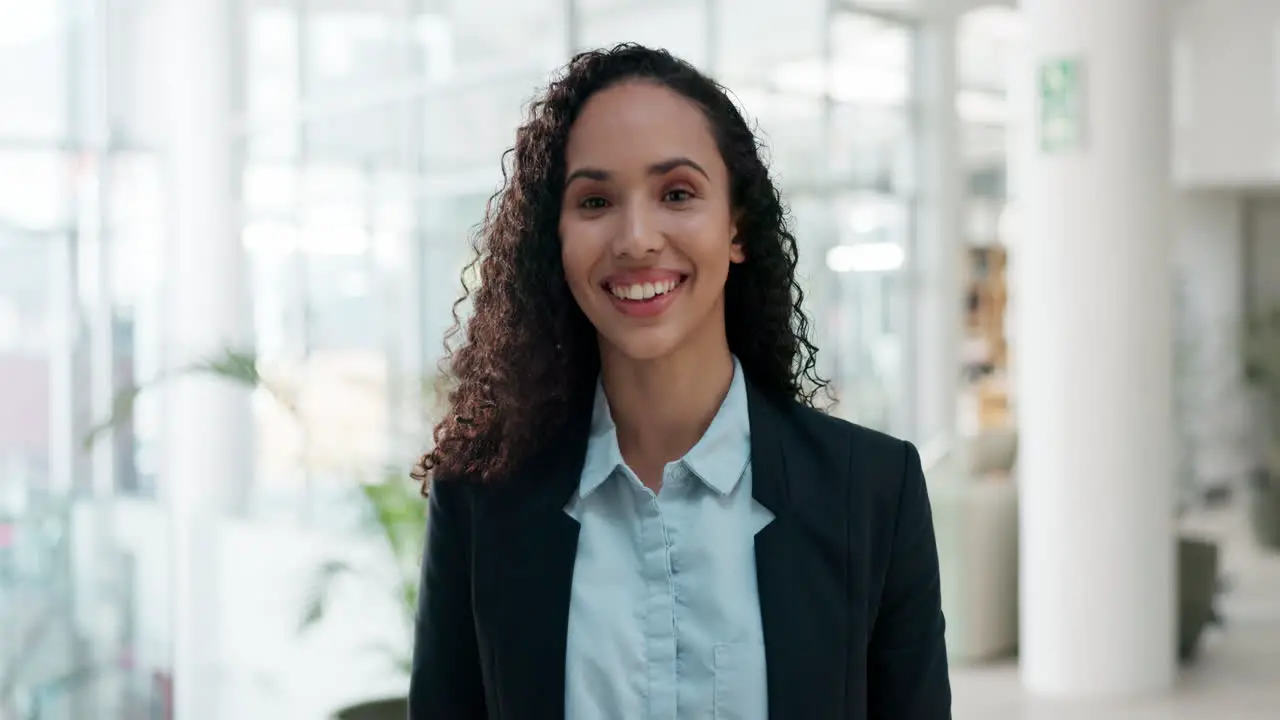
[925, 429, 1020, 664]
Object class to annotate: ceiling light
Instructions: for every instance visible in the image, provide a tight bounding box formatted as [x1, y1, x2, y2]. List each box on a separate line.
[826, 243, 905, 273]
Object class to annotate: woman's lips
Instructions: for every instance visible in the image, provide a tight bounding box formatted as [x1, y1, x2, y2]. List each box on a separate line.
[602, 272, 688, 319]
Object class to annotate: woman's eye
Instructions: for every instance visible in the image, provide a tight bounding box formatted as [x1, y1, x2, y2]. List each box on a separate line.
[580, 196, 608, 210]
[664, 188, 693, 203]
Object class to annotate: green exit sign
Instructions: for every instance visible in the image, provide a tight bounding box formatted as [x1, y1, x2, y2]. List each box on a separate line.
[1039, 58, 1087, 154]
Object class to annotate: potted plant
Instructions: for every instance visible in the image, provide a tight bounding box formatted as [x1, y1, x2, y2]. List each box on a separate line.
[87, 349, 438, 717]
[1244, 307, 1280, 549]
[300, 474, 426, 720]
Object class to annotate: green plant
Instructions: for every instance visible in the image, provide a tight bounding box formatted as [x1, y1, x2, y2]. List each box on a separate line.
[1245, 308, 1280, 463]
[1246, 308, 1280, 378]
[1244, 307, 1280, 550]
[84, 347, 436, 686]
[82, 348, 296, 450]
[298, 472, 426, 676]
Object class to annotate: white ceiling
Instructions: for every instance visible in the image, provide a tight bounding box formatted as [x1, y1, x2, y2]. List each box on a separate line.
[842, 0, 1016, 19]
[244, 0, 1017, 21]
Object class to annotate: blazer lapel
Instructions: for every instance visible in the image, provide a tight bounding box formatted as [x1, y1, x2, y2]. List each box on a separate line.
[474, 398, 591, 719]
[748, 383, 848, 719]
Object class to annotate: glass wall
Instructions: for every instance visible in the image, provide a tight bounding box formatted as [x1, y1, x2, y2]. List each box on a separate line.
[0, 0, 173, 714]
[716, 2, 917, 430]
[241, 0, 574, 525]
[0, 0, 926, 522]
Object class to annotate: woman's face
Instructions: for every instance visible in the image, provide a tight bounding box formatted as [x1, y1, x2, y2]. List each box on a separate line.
[559, 80, 743, 363]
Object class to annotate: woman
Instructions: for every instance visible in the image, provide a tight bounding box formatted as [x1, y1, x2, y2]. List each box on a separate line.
[410, 44, 950, 719]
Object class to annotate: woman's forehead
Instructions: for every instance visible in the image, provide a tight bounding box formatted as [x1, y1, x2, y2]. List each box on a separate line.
[564, 81, 721, 174]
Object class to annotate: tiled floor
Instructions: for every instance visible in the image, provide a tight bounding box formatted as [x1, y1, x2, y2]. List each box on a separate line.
[951, 505, 1280, 719]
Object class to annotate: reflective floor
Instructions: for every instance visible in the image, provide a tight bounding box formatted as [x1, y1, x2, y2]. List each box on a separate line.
[952, 504, 1280, 719]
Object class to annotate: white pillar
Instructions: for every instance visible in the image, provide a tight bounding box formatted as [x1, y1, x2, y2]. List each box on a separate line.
[912, 14, 963, 445]
[161, 0, 252, 717]
[1014, 0, 1176, 698]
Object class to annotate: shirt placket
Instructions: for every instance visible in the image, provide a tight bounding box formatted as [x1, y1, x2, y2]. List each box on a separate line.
[636, 467, 679, 720]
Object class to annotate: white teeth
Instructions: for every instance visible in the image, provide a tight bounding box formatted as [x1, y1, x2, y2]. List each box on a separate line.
[609, 278, 682, 301]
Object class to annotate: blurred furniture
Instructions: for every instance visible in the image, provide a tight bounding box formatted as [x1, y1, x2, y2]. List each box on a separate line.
[926, 432, 1020, 664]
[961, 246, 1013, 433]
[1248, 468, 1280, 549]
[332, 698, 408, 720]
[965, 246, 1009, 375]
[1177, 536, 1219, 661]
[962, 427, 1017, 476]
[1244, 309, 1280, 550]
[928, 431, 1220, 665]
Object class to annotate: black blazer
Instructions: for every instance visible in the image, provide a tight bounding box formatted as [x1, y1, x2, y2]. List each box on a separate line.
[410, 380, 951, 719]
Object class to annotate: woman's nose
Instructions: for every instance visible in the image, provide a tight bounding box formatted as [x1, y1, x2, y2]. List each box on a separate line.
[614, 201, 664, 257]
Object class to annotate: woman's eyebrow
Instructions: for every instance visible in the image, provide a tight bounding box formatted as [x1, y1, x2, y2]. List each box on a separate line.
[564, 156, 709, 188]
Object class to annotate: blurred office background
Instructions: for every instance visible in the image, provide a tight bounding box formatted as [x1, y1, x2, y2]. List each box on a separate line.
[1, 0, 1278, 718]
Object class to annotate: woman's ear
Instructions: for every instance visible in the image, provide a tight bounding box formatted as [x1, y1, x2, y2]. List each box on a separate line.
[729, 215, 745, 264]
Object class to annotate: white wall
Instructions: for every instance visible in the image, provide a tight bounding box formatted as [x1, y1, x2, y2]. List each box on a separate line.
[1174, 0, 1280, 188]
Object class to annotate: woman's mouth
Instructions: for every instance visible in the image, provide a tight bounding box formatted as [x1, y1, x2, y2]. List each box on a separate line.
[602, 274, 688, 318]
[606, 276, 685, 301]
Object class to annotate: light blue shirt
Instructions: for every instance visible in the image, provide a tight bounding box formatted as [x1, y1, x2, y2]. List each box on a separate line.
[563, 358, 775, 719]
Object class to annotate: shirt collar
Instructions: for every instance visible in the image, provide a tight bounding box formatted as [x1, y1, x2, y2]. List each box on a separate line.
[577, 357, 752, 499]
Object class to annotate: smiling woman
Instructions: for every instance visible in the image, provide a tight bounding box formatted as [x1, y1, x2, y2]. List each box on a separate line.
[411, 44, 950, 720]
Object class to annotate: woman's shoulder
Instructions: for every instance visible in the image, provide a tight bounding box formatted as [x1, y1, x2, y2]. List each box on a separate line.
[767, 397, 923, 524]
[764, 399, 926, 553]
[774, 396, 915, 469]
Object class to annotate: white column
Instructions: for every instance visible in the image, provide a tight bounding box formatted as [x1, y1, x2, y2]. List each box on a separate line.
[1015, 0, 1176, 698]
[912, 14, 963, 445]
[161, 0, 252, 717]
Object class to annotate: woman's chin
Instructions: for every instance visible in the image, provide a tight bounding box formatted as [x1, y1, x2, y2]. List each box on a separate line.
[598, 325, 686, 364]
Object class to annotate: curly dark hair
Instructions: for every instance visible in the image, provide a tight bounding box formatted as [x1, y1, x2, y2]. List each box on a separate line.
[418, 43, 827, 487]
